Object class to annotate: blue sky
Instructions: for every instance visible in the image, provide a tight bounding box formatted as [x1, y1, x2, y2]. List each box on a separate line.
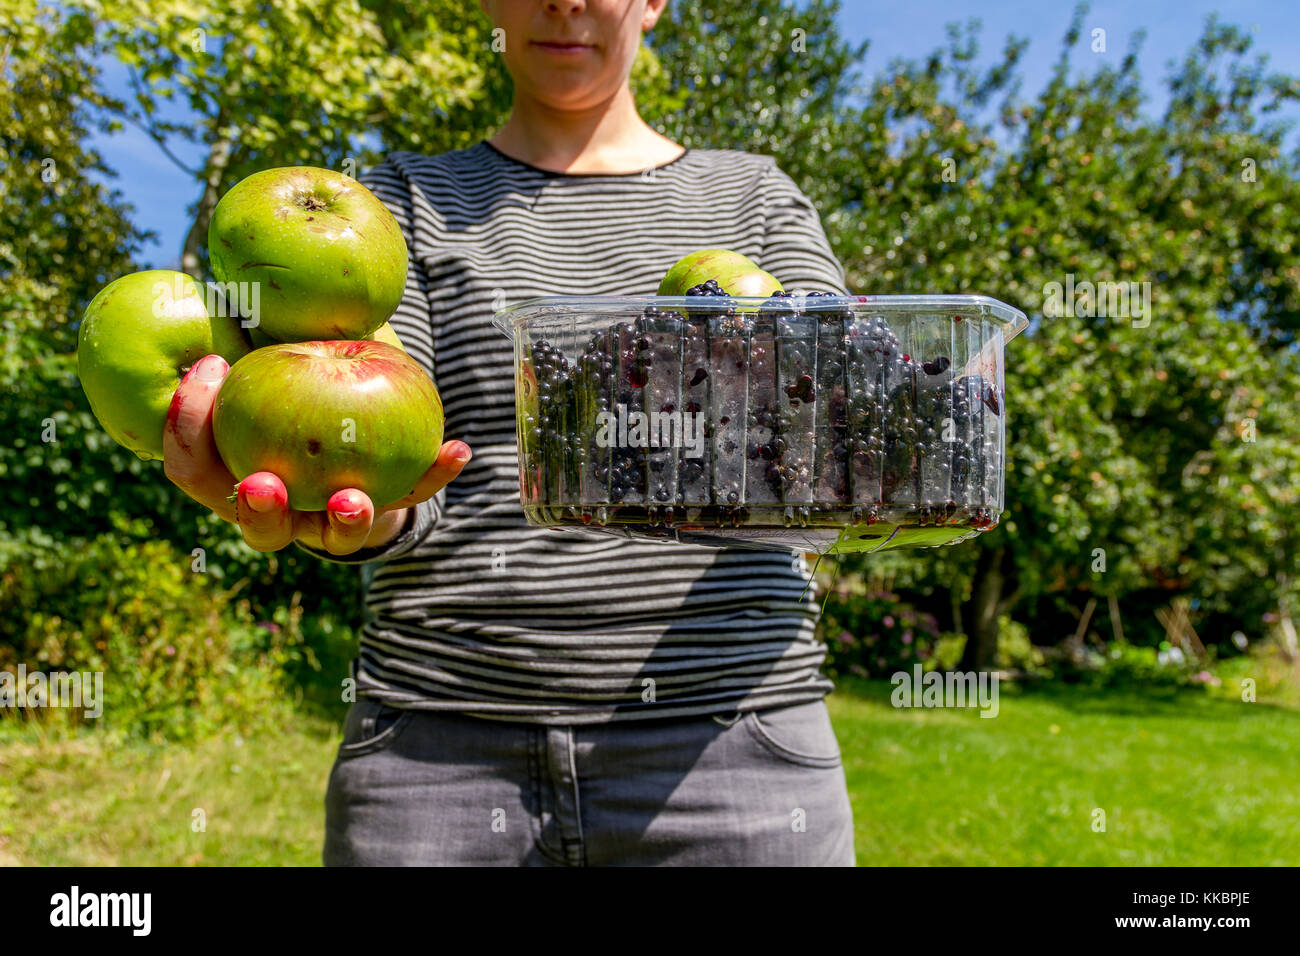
[849, 0, 1299, 113]
[87, 1, 1299, 268]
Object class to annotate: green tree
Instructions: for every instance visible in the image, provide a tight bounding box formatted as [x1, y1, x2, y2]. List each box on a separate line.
[644, 0, 1300, 668]
[0, 0, 156, 539]
[79, 0, 484, 273]
[817, 7, 1300, 666]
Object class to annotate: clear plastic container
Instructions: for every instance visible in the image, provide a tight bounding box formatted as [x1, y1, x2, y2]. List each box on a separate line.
[493, 294, 1028, 554]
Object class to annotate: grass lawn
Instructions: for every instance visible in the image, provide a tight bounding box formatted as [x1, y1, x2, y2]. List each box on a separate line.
[830, 678, 1300, 865]
[0, 719, 339, 866]
[2, 680, 1297, 865]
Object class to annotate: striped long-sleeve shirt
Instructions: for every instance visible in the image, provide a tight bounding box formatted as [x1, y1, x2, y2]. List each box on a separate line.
[298, 140, 850, 723]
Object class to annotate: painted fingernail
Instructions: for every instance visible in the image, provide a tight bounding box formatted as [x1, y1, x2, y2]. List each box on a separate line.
[243, 490, 278, 513]
[195, 356, 227, 382]
[332, 508, 364, 523]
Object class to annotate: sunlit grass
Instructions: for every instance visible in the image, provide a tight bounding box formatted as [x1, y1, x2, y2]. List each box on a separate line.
[829, 678, 1300, 865]
[0, 715, 337, 866]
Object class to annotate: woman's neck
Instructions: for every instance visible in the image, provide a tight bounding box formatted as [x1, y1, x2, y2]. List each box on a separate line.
[489, 85, 683, 175]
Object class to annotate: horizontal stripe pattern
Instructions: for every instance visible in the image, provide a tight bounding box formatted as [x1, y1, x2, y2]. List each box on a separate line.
[298, 141, 849, 724]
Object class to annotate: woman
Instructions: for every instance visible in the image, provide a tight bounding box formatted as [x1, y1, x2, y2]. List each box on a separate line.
[165, 0, 855, 866]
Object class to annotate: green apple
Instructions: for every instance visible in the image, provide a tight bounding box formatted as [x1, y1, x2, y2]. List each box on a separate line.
[246, 319, 405, 352]
[213, 340, 443, 511]
[247, 325, 277, 349]
[657, 248, 783, 296]
[208, 166, 408, 341]
[77, 270, 250, 461]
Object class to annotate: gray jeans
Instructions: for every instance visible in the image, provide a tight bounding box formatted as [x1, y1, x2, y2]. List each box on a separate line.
[324, 697, 856, 866]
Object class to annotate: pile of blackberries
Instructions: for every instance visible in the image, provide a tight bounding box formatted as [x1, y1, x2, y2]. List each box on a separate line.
[521, 292, 1003, 524]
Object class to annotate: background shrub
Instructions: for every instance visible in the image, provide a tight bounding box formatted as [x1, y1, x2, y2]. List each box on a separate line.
[818, 583, 942, 678]
[0, 518, 353, 740]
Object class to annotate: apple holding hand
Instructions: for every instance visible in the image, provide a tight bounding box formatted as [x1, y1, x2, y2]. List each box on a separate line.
[208, 166, 408, 341]
[164, 353, 469, 555]
[77, 270, 250, 461]
[657, 248, 784, 297]
[81, 164, 459, 555]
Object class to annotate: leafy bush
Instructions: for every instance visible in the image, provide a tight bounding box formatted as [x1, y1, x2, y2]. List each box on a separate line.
[1211, 641, 1299, 707]
[1066, 642, 1217, 692]
[228, 591, 358, 721]
[818, 583, 942, 679]
[0, 519, 348, 739]
[996, 615, 1050, 677]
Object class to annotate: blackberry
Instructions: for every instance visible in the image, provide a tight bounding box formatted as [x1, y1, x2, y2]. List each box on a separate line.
[636, 306, 684, 506]
[532, 338, 568, 380]
[530, 338, 577, 503]
[981, 381, 1002, 415]
[843, 314, 909, 506]
[573, 327, 618, 506]
[851, 314, 901, 359]
[685, 279, 727, 297]
[701, 309, 748, 506]
[913, 356, 963, 510]
[753, 306, 813, 503]
[785, 374, 815, 404]
[880, 374, 921, 506]
[933, 374, 1002, 507]
[735, 307, 781, 505]
[811, 310, 851, 501]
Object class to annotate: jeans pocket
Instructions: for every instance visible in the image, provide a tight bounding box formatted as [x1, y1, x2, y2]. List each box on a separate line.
[337, 697, 412, 759]
[743, 701, 843, 769]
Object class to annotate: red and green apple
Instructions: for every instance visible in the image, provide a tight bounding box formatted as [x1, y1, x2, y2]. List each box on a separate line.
[212, 340, 443, 511]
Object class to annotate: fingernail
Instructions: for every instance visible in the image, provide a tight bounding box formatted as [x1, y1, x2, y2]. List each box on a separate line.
[243, 490, 277, 513]
[452, 443, 472, 464]
[195, 356, 227, 382]
[332, 508, 364, 523]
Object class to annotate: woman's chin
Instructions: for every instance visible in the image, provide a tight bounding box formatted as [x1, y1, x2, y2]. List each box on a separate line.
[526, 79, 610, 111]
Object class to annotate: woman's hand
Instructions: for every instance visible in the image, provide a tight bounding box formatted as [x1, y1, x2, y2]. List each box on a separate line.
[163, 354, 471, 556]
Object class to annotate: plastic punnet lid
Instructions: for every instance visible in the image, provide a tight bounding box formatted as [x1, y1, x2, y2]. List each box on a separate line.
[492, 294, 1029, 340]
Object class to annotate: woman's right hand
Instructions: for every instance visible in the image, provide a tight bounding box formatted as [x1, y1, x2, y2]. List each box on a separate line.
[163, 354, 471, 556]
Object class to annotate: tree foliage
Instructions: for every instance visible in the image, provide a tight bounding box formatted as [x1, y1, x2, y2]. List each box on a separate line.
[71, 0, 485, 272]
[648, 0, 1300, 663]
[2, 0, 1296, 675]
